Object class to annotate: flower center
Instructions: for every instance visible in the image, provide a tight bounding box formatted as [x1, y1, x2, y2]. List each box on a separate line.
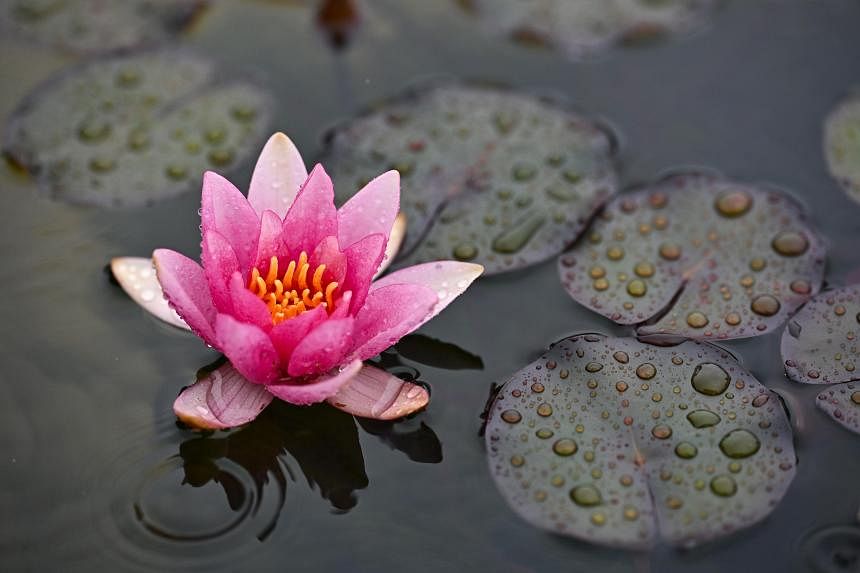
[248, 252, 339, 325]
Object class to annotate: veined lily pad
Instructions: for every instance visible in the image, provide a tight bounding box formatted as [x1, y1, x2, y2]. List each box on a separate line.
[485, 333, 795, 549]
[4, 50, 272, 207]
[459, 0, 716, 60]
[824, 92, 860, 205]
[325, 84, 618, 275]
[0, 0, 206, 55]
[781, 284, 860, 385]
[815, 382, 860, 435]
[558, 173, 826, 340]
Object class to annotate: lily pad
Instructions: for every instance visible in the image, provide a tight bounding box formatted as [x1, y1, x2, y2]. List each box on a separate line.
[4, 50, 272, 207]
[0, 0, 206, 55]
[824, 92, 860, 205]
[324, 83, 618, 275]
[781, 284, 860, 385]
[484, 333, 795, 549]
[459, 0, 716, 60]
[558, 172, 826, 340]
[816, 382, 860, 435]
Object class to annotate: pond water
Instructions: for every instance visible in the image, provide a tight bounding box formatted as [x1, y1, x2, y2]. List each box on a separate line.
[1, 1, 859, 571]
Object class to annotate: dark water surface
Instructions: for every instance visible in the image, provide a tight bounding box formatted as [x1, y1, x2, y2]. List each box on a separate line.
[1, 1, 859, 571]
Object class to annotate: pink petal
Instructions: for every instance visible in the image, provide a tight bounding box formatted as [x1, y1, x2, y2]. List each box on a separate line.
[337, 170, 400, 249]
[287, 317, 355, 377]
[310, 235, 347, 285]
[350, 283, 439, 361]
[255, 209, 286, 270]
[247, 132, 308, 218]
[374, 212, 406, 280]
[173, 362, 273, 430]
[326, 364, 429, 420]
[110, 257, 189, 331]
[343, 233, 386, 313]
[202, 229, 240, 313]
[267, 359, 362, 406]
[269, 304, 328, 363]
[200, 171, 260, 272]
[153, 249, 218, 347]
[370, 261, 484, 329]
[215, 314, 280, 384]
[227, 272, 272, 331]
[281, 164, 338, 256]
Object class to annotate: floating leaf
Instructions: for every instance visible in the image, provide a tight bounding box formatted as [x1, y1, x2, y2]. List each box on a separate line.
[110, 256, 189, 330]
[0, 0, 206, 55]
[816, 382, 860, 435]
[558, 173, 826, 340]
[824, 92, 860, 205]
[484, 333, 795, 549]
[325, 84, 618, 275]
[4, 50, 272, 207]
[781, 284, 860, 384]
[459, 0, 716, 60]
[326, 364, 429, 420]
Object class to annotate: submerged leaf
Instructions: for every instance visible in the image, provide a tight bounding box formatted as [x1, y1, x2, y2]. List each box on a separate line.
[325, 84, 618, 275]
[460, 0, 716, 60]
[824, 92, 860, 205]
[110, 256, 189, 330]
[815, 382, 860, 435]
[558, 173, 826, 340]
[485, 333, 795, 549]
[326, 364, 429, 420]
[0, 0, 206, 55]
[781, 284, 860, 385]
[4, 50, 272, 207]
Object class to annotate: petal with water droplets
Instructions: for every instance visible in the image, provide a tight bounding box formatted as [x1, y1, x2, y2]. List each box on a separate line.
[111, 257, 189, 331]
[327, 365, 429, 420]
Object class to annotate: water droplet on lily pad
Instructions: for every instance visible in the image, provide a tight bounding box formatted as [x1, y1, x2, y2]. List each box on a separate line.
[824, 92, 860, 205]
[558, 173, 825, 340]
[324, 83, 618, 275]
[4, 51, 273, 207]
[815, 382, 860, 435]
[485, 334, 794, 548]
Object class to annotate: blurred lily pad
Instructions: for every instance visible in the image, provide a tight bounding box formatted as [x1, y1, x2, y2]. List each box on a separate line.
[558, 172, 826, 340]
[824, 92, 860, 205]
[4, 50, 272, 207]
[325, 83, 618, 275]
[484, 333, 795, 549]
[459, 0, 716, 60]
[781, 284, 859, 385]
[0, 0, 206, 55]
[815, 382, 860, 435]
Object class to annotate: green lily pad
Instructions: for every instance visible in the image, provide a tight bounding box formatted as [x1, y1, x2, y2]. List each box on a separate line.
[781, 284, 860, 385]
[459, 0, 716, 60]
[4, 50, 272, 207]
[484, 333, 796, 549]
[558, 172, 826, 340]
[0, 0, 206, 55]
[324, 83, 618, 275]
[815, 382, 860, 435]
[824, 92, 860, 205]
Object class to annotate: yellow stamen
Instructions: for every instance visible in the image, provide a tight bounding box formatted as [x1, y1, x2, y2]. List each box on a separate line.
[284, 260, 296, 289]
[325, 282, 338, 310]
[298, 262, 309, 291]
[265, 256, 278, 285]
[255, 277, 267, 299]
[248, 268, 261, 291]
[312, 265, 326, 292]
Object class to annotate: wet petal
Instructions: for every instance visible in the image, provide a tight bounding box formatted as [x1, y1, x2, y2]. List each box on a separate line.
[374, 212, 407, 280]
[201, 229, 240, 313]
[310, 235, 347, 285]
[269, 305, 328, 364]
[558, 173, 826, 340]
[343, 233, 386, 312]
[816, 382, 860, 435]
[110, 257, 189, 331]
[215, 314, 279, 384]
[350, 284, 438, 361]
[255, 209, 286, 270]
[337, 170, 400, 249]
[485, 334, 796, 549]
[152, 249, 217, 346]
[287, 317, 355, 377]
[227, 272, 272, 331]
[281, 164, 338, 255]
[201, 171, 261, 273]
[267, 359, 362, 406]
[173, 362, 273, 430]
[327, 364, 429, 420]
[248, 132, 309, 217]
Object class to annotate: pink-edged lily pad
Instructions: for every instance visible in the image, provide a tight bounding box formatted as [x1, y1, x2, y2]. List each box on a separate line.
[484, 333, 795, 549]
[558, 172, 826, 340]
[325, 83, 618, 275]
[4, 50, 272, 207]
[110, 256, 189, 330]
[0, 0, 206, 55]
[815, 382, 860, 435]
[459, 0, 716, 60]
[824, 92, 860, 205]
[781, 284, 860, 385]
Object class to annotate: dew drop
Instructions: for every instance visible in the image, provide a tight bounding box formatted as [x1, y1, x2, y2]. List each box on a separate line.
[569, 485, 602, 507]
[659, 242, 682, 261]
[725, 312, 741, 326]
[686, 311, 709, 329]
[687, 409, 721, 428]
[627, 279, 647, 297]
[536, 403, 553, 417]
[714, 190, 753, 217]
[536, 428, 554, 439]
[612, 351, 629, 364]
[719, 429, 761, 458]
[512, 163, 536, 181]
[453, 243, 478, 261]
[208, 148, 234, 167]
[710, 475, 738, 497]
[751, 294, 781, 317]
[585, 362, 604, 373]
[501, 409, 522, 424]
[552, 438, 578, 456]
[651, 424, 672, 439]
[510, 454, 525, 467]
[636, 363, 656, 380]
[606, 246, 625, 261]
[675, 441, 698, 459]
[691, 362, 731, 396]
[772, 231, 809, 256]
[634, 261, 655, 278]
[491, 215, 545, 254]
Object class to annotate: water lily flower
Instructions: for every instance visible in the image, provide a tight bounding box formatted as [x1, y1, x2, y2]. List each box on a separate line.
[150, 133, 482, 428]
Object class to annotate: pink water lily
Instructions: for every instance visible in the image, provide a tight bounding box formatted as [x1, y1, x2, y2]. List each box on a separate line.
[153, 133, 482, 428]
